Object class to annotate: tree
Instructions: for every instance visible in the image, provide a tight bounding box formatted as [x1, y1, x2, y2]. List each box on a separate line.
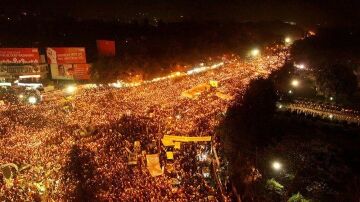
[314, 63, 357, 98]
[218, 78, 278, 201]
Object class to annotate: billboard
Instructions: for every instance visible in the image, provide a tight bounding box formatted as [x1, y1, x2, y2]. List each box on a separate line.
[46, 47, 86, 64]
[50, 64, 74, 80]
[73, 64, 90, 80]
[0, 64, 47, 75]
[96, 40, 116, 57]
[50, 63, 90, 80]
[0, 48, 40, 64]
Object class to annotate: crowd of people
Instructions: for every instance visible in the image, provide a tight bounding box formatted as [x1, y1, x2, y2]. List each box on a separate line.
[0, 46, 287, 201]
[283, 100, 360, 124]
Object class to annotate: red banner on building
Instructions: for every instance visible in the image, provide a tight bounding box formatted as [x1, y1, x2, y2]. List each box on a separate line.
[0, 48, 40, 64]
[46, 47, 86, 64]
[96, 40, 116, 57]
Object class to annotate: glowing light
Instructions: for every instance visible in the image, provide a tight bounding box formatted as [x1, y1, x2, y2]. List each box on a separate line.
[308, 31, 316, 36]
[110, 82, 122, 88]
[28, 96, 37, 104]
[19, 75, 41, 79]
[250, 48, 260, 57]
[19, 94, 24, 99]
[329, 97, 334, 101]
[0, 82, 12, 86]
[288, 90, 293, 94]
[294, 63, 305, 69]
[272, 161, 282, 171]
[285, 37, 292, 44]
[84, 84, 98, 89]
[65, 85, 77, 94]
[198, 153, 208, 161]
[109, 62, 224, 88]
[18, 83, 42, 89]
[329, 114, 334, 119]
[291, 79, 300, 87]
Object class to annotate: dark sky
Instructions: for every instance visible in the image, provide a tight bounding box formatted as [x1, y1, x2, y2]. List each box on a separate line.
[1, 0, 359, 26]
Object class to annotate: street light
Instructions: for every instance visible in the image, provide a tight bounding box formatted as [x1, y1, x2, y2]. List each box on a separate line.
[295, 63, 305, 69]
[291, 79, 300, 87]
[28, 96, 37, 104]
[250, 48, 260, 57]
[272, 161, 282, 171]
[65, 85, 77, 94]
[285, 37, 292, 44]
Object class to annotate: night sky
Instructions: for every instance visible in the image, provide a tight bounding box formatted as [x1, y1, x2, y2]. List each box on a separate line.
[1, 0, 359, 26]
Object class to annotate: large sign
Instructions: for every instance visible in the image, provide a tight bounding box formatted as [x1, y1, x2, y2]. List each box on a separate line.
[0, 64, 47, 75]
[0, 48, 40, 64]
[96, 40, 116, 57]
[46, 47, 86, 64]
[73, 64, 90, 80]
[50, 63, 90, 80]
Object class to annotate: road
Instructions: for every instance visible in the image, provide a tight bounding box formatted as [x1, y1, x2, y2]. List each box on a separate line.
[0, 49, 287, 201]
[279, 101, 360, 124]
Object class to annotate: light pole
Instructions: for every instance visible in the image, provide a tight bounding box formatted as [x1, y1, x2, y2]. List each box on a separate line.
[250, 48, 260, 57]
[272, 161, 282, 171]
[291, 79, 300, 88]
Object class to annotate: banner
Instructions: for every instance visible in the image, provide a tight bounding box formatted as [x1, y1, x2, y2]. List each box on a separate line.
[181, 83, 211, 99]
[0, 64, 47, 74]
[46, 47, 86, 64]
[50, 64, 90, 80]
[166, 152, 174, 160]
[162, 135, 212, 143]
[146, 154, 163, 177]
[174, 142, 181, 149]
[73, 64, 90, 80]
[0, 48, 40, 64]
[50, 64, 73, 80]
[161, 138, 175, 146]
[96, 40, 116, 57]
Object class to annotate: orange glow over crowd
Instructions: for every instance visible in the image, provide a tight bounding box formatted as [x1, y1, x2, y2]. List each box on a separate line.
[0, 46, 288, 201]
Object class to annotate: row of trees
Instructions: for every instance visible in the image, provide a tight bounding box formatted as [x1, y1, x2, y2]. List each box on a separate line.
[220, 27, 360, 201]
[0, 16, 303, 82]
[220, 75, 360, 201]
[90, 21, 302, 82]
[291, 27, 360, 102]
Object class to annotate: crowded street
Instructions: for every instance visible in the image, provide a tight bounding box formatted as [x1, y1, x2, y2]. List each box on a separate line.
[0, 49, 287, 201]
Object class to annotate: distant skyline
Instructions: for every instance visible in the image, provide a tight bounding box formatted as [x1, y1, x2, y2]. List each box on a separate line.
[1, 0, 359, 26]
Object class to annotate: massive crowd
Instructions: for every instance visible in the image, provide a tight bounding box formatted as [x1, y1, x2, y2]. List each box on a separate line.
[0, 47, 286, 201]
